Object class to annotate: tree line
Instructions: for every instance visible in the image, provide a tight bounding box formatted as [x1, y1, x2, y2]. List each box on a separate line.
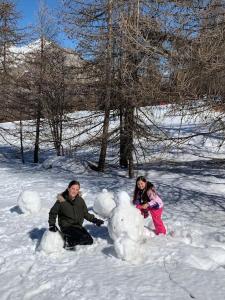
[0, 0, 225, 177]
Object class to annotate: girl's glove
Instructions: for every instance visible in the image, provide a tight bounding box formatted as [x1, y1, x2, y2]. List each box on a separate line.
[93, 218, 104, 227]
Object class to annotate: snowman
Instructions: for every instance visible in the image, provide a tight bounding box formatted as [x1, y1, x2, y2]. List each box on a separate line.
[94, 190, 145, 262]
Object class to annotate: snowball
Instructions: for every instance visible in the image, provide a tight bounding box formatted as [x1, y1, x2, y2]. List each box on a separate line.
[39, 230, 64, 254]
[108, 191, 144, 242]
[114, 235, 143, 262]
[17, 190, 41, 214]
[93, 189, 116, 218]
[116, 191, 131, 207]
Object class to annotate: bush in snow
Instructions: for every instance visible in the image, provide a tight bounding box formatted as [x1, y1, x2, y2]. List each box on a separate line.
[17, 190, 41, 214]
[93, 189, 116, 218]
[108, 191, 145, 262]
[39, 230, 64, 254]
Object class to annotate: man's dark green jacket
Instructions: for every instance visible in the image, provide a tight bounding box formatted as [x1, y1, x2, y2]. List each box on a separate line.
[48, 192, 95, 229]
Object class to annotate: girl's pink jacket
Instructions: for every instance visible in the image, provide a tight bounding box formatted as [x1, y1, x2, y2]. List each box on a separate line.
[147, 190, 163, 209]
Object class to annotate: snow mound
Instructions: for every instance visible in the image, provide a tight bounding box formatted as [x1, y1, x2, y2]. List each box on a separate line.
[93, 189, 116, 218]
[173, 242, 225, 271]
[17, 190, 41, 214]
[183, 253, 217, 271]
[205, 247, 225, 266]
[39, 230, 64, 254]
[42, 156, 86, 174]
[42, 156, 65, 169]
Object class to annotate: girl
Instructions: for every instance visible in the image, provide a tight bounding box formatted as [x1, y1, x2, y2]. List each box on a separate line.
[133, 176, 166, 235]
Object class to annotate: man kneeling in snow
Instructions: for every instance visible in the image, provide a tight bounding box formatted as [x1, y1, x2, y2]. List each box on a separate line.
[48, 180, 104, 250]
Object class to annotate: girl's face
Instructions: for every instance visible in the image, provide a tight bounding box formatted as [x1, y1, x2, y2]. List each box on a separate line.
[68, 184, 80, 199]
[137, 180, 146, 190]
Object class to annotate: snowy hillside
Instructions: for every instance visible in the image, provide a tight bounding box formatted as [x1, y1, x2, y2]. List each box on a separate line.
[10, 40, 44, 55]
[0, 107, 225, 299]
[9, 39, 81, 66]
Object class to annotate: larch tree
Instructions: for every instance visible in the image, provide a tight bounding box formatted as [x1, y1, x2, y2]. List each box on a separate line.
[0, 0, 27, 162]
[28, 0, 59, 162]
[0, 0, 23, 121]
[62, 0, 117, 171]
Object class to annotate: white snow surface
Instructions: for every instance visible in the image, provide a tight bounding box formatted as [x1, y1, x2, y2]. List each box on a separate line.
[1, 106, 225, 299]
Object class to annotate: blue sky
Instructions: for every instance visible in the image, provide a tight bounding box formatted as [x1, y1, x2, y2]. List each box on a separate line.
[16, 0, 74, 48]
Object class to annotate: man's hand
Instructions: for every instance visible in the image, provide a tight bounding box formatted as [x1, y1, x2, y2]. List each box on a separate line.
[49, 225, 58, 232]
[93, 218, 104, 227]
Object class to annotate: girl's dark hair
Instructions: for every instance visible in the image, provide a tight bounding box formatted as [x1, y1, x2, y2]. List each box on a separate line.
[68, 180, 80, 188]
[62, 180, 80, 198]
[133, 176, 155, 204]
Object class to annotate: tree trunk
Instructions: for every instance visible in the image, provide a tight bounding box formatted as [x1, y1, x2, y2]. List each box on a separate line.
[97, 0, 113, 172]
[34, 37, 45, 163]
[119, 106, 128, 168]
[123, 106, 134, 177]
[34, 104, 41, 163]
[127, 107, 134, 178]
[98, 108, 110, 172]
[19, 119, 25, 164]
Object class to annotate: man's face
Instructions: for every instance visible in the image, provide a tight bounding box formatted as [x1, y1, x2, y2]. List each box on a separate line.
[68, 184, 80, 199]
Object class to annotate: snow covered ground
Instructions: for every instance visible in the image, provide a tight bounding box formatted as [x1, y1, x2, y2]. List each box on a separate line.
[1, 107, 225, 299]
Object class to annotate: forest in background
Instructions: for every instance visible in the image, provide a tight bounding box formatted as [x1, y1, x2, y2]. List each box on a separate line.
[1, 0, 225, 177]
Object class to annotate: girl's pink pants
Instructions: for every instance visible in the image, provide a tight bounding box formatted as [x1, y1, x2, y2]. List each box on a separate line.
[136, 205, 166, 235]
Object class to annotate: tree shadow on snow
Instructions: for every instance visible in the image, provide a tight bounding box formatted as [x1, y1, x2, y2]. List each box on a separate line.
[10, 205, 23, 214]
[28, 227, 46, 250]
[137, 159, 225, 180]
[155, 182, 225, 229]
[135, 159, 225, 222]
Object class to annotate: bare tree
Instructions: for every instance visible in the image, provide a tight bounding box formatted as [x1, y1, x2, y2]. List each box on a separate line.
[0, 0, 23, 122]
[62, 0, 225, 176]
[62, 0, 116, 170]
[29, 0, 59, 162]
